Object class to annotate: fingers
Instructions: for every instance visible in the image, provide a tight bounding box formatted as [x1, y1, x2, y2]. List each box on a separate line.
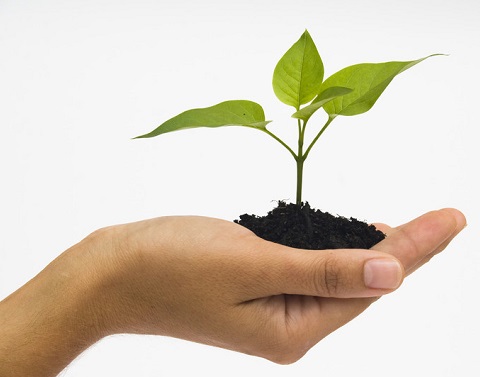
[246, 243, 405, 299]
[240, 208, 465, 301]
[371, 208, 466, 274]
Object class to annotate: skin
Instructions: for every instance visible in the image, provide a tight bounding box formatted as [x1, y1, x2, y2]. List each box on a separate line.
[0, 208, 466, 377]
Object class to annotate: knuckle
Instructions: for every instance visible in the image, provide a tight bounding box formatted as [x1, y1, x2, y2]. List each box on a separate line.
[315, 255, 341, 296]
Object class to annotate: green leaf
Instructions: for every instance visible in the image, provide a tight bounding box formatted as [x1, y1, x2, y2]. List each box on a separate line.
[320, 55, 441, 117]
[134, 100, 270, 138]
[272, 30, 324, 110]
[292, 86, 353, 122]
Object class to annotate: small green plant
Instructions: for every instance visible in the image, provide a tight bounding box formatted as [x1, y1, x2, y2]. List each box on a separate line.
[136, 30, 438, 205]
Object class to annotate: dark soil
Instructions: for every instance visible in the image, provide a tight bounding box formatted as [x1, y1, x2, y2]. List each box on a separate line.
[234, 201, 385, 250]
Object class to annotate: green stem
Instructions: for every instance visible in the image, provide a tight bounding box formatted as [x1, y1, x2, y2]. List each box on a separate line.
[296, 157, 305, 205]
[260, 128, 297, 160]
[303, 116, 335, 160]
[296, 119, 306, 206]
[252, 116, 331, 206]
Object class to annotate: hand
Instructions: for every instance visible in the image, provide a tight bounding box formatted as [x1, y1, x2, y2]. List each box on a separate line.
[0, 209, 466, 377]
[95, 208, 465, 363]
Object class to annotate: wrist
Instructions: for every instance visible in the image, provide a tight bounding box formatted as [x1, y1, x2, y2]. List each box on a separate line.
[0, 230, 113, 376]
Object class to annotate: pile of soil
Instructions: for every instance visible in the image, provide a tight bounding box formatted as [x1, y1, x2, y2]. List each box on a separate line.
[234, 201, 385, 250]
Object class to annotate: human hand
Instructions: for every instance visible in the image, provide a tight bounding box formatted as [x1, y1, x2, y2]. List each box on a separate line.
[0, 208, 465, 377]
[93, 208, 466, 364]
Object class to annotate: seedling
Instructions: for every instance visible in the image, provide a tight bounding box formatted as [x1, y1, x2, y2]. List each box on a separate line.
[136, 30, 438, 205]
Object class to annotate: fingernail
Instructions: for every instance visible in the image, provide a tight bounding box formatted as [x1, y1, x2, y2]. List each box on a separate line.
[364, 259, 403, 290]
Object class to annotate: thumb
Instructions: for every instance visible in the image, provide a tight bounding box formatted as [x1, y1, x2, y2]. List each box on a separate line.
[255, 245, 405, 298]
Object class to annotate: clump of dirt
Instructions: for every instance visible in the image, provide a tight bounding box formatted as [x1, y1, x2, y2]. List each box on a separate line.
[234, 201, 385, 250]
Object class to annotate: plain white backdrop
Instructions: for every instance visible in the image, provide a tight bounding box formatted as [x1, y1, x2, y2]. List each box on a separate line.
[1, 0, 478, 375]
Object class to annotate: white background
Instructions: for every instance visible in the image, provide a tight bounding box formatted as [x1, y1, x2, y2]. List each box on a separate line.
[1, 0, 479, 375]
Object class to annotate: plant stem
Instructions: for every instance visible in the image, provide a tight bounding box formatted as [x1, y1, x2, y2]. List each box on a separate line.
[261, 128, 297, 160]
[303, 116, 335, 160]
[295, 116, 335, 205]
[296, 119, 306, 205]
[296, 157, 305, 205]
[258, 116, 335, 206]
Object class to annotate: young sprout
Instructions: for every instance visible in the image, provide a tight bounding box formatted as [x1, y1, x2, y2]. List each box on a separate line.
[135, 30, 439, 205]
